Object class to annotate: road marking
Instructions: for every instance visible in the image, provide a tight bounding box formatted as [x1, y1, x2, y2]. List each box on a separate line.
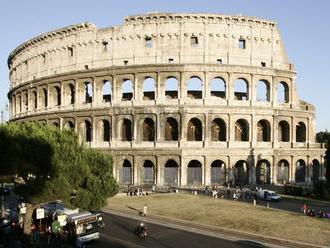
[100, 232, 146, 248]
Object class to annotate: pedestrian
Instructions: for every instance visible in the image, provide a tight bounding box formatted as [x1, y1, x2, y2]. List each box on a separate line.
[302, 203, 308, 215]
[143, 204, 148, 216]
[253, 198, 257, 206]
[152, 185, 155, 194]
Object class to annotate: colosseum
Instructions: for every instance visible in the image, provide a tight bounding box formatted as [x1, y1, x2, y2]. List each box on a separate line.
[7, 13, 326, 188]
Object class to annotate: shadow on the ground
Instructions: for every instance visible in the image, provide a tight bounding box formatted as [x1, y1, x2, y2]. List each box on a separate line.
[235, 240, 267, 248]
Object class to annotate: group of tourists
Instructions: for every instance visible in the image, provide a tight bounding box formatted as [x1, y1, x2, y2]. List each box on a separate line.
[301, 203, 330, 219]
[127, 185, 156, 196]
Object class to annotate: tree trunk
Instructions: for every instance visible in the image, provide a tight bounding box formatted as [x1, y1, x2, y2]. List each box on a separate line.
[23, 202, 48, 235]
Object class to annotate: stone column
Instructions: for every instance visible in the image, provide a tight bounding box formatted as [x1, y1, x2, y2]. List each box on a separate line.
[156, 73, 164, 104]
[271, 76, 277, 107]
[250, 74, 256, 106]
[203, 72, 208, 101]
[272, 155, 278, 184]
[204, 157, 211, 186]
[180, 158, 187, 186]
[180, 72, 186, 100]
[290, 156, 295, 183]
[133, 73, 139, 104]
[306, 156, 310, 184]
[133, 157, 139, 185]
[179, 110, 186, 142]
[156, 114, 162, 142]
[227, 72, 233, 102]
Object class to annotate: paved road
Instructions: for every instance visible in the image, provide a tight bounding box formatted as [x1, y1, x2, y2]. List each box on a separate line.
[200, 188, 330, 214]
[86, 212, 270, 248]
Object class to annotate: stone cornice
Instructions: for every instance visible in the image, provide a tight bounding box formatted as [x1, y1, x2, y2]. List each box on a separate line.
[124, 13, 276, 27]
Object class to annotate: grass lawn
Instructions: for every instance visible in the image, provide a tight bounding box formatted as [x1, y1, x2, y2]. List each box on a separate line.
[106, 193, 330, 246]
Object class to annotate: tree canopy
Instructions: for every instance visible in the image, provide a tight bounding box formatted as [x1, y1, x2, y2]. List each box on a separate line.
[0, 122, 118, 210]
[316, 130, 329, 143]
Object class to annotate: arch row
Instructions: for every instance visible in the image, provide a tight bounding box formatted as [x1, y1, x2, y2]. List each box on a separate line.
[27, 115, 309, 144]
[9, 73, 292, 118]
[115, 157, 326, 186]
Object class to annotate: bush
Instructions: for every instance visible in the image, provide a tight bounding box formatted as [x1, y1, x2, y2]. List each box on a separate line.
[283, 184, 303, 196]
[312, 181, 330, 200]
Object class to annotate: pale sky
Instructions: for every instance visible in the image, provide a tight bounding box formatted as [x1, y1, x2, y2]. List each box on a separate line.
[0, 0, 329, 131]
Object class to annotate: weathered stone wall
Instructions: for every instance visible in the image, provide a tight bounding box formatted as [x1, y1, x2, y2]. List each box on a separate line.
[7, 13, 325, 187]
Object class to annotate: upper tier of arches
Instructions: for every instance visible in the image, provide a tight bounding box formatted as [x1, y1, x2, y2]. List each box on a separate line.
[9, 70, 300, 119]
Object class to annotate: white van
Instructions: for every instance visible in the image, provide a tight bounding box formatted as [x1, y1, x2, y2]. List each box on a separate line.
[257, 189, 281, 201]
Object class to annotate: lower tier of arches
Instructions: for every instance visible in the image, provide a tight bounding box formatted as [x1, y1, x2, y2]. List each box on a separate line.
[111, 151, 326, 187]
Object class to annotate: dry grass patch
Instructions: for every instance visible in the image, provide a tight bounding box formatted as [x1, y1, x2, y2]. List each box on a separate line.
[106, 194, 330, 246]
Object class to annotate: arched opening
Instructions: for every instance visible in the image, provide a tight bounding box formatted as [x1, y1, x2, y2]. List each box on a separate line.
[52, 122, 59, 128]
[187, 76, 203, 99]
[122, 119, 132, 141]
[32, 91, 37, 109]
[122, 79, 133, 101]
[85, 82, 93, 103]
[256, 160, 271, 184]
[164, 160, 179, 186]
[54, 86, 61, 106]
[211, 118, 226, 141]
[278, 121, 290, 142]
[165, 77, 179, 99]
[165, 117, 178, 141]
[234, 160, 249, 186]
[187, 118, 203, 141]
[103, 80, 112, 103]
[278, 81, 289, 103]
[235, 119, 249, 141]
[257, 120, 271, 142]
[80, 120, 92, 142]
[312, 159, 320, 183]
[187, 160, 202, 185]
[143, 118, 155, 141]
[64, 121, 74, 131]
[143, 77, 156, 100]
[43, 88, 48, 107]
[18, 95, 22, 112]
[295, 159, 306, 183]
[257, 80, 270, 102]
[122, 160, 132, 185]
[277, 160, 289, 184]
[69, 84, 75, 104]
[234, 78, 248, 100]
[24, 92, 28, 111]
[211, 160, 226, 184]
[142, 160, 155, 185]
[296, 122, 306, 142]
[102, 120, 111, 142]
[210, 77, 226, 99]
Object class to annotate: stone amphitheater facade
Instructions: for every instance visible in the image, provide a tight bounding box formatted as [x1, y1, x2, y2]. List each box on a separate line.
[7, 13, 326, 187]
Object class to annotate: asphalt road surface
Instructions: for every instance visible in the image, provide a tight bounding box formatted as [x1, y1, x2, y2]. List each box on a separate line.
[86, 212, 269, 248]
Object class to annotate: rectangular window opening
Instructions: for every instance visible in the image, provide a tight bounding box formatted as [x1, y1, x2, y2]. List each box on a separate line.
[102, 41, 109, 51]
[124, 60, 128, 65]
[145, 37, 152, 48]
[68, 47, 74, 56]
[168, 58, 174, 63]
[191, 36, 198, 46]
[42, 53, 46, 63]
[239, 39, 246, 49]
[217, 59, 222, 64]
[261, 62, 266, 67]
